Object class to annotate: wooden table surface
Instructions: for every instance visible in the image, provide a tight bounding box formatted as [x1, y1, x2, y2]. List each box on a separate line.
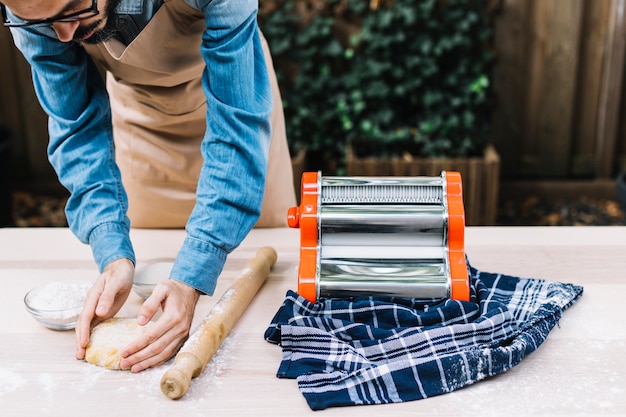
[0, 226, 624, 416]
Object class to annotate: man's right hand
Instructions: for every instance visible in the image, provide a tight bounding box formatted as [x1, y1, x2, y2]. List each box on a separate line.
[75, 258, 135, 360]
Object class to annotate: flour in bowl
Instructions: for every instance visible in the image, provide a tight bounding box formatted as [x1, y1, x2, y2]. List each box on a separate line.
[27, 282, 91, 313]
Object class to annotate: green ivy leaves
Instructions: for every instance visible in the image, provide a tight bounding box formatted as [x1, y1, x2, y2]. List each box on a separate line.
[259, 0, 494, 161]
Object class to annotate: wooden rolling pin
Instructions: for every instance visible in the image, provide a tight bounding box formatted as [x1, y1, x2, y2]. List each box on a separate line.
[160, 246, 277, 400]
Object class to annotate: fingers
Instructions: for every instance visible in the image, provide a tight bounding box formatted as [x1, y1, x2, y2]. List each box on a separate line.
[94, 285, 116, 317]
[119, 279, 200, 372]
[75, 258, 134, 360]
[75, 279, 105, 359]
[136, 284, 166, 326]
[120, 319, 188, 372]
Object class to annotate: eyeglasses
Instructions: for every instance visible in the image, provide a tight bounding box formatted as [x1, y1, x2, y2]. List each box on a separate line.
[1, 0, 99, 28]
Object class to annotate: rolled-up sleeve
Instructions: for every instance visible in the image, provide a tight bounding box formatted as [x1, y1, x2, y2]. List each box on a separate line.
[169, 0, 272, 295]
[9, 23, 135, 272]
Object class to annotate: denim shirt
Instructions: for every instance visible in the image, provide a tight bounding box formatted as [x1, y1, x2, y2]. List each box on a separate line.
[7, 0, 272, 295]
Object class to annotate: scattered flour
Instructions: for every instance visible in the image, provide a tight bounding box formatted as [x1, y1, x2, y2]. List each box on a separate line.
[0, 367, 27, 395]
[117, 336, 238, 417]
[38, 373, 55, 393]
[76, 363, 107, 392]
[0, 342, 236, 415]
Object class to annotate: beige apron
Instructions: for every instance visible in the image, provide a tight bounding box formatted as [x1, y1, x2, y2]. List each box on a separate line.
[81, 0, 295, 228]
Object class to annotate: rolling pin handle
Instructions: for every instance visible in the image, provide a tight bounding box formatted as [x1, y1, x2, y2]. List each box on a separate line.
[160, 352, 203, 400]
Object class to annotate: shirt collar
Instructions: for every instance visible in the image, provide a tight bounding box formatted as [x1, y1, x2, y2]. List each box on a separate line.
[114, 0, 144, 15]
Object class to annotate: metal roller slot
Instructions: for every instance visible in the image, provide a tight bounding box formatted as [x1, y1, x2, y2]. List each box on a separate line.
[321, 233, 445, 248]
[319, 205, 446, 247]
[318, 259, 450, 300]
[320, 245, 446, 260]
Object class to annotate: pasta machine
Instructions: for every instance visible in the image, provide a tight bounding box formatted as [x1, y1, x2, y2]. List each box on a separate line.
[287, 171, 470, 303]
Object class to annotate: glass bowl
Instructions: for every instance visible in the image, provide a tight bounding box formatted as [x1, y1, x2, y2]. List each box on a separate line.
[24, 281, 92, 330]
[133, 262, 173, 300]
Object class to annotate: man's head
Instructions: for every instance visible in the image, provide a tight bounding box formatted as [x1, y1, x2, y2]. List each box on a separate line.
[1, 0, 122, 43]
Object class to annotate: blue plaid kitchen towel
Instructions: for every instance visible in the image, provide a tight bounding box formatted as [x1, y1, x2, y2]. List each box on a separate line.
[264, 264, 583, 410]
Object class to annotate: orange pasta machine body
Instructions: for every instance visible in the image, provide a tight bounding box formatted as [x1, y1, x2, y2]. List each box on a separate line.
[287, 171, 470, 303]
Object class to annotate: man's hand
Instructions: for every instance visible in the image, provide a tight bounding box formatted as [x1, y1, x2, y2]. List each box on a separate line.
[76, 258, 135, 360]
[118, 279, 200, 372]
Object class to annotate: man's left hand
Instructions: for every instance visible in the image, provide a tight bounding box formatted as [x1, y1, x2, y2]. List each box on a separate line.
[119, 279, 200, 372]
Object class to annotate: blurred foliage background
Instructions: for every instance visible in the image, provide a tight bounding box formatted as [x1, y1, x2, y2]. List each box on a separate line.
[259, 0, 496, 173]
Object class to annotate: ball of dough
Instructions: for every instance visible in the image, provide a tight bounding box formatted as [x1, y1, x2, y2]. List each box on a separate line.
[85, 317, 153, 370]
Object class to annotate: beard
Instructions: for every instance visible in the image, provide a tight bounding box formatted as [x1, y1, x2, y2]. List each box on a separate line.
[74, 0, 123, 44]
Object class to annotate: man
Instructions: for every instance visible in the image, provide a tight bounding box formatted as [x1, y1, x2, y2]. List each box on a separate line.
[1, 0, 295, 372]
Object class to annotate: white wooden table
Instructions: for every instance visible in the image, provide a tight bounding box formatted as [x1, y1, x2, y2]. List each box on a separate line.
[0, 227, 624, 416]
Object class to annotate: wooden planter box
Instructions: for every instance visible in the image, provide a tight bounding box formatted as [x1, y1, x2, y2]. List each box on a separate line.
[346, 144, 501, 226]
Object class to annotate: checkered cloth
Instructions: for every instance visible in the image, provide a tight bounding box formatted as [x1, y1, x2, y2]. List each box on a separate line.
[264, 263, 583, 410]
